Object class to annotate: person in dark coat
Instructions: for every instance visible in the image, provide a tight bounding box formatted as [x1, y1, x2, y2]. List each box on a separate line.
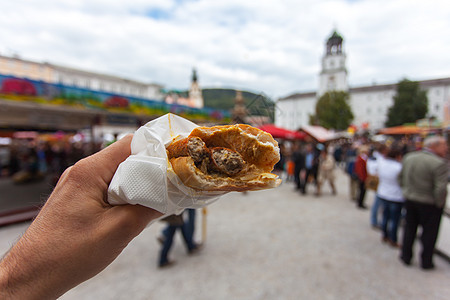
[291, 142, 305, 191]
[399, 136, 448, 270]
[301, 143, 319, 195]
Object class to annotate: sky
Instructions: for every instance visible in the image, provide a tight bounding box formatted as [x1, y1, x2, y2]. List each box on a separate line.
[1, 0, 449, 99]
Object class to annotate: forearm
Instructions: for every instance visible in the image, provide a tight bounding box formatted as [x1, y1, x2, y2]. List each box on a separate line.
[0, 135, 162, 298]
[0, 232, 67, 299]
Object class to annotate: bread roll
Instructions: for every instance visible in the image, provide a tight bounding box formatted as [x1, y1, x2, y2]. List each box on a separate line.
[166, 124, 281, 191]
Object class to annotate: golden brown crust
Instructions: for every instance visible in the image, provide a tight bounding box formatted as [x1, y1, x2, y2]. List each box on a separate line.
[166, 138, 189, 159]
[167, 124, 281, 191]
[170, 156, 281, 191]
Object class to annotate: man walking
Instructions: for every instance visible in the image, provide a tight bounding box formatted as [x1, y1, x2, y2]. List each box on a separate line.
[399, 136, 448, 270]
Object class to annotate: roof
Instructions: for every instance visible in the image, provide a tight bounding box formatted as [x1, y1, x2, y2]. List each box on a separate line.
[327, 30, 343, 43]
[299, 125, 337, 143]
[278, 92, 316, 101]
[377, 125, 441, 135]
[279, 76, 450, 100]
[258, 124, 306, 140]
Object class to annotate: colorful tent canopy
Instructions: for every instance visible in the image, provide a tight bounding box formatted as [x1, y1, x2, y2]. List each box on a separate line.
[377, 125, 427, 135]
[258, 124, 305, 140]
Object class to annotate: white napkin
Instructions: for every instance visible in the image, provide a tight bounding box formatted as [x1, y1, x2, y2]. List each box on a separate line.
[107, 113, 227, 216]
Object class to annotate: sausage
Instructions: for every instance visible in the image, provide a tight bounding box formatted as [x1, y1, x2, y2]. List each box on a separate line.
[210, 147, 245, 176]
[187, 137, 210, 164]
[167, 137, 245, 176]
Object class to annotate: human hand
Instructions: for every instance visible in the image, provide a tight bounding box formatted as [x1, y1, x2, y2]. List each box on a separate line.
[0, 135, 162, 299]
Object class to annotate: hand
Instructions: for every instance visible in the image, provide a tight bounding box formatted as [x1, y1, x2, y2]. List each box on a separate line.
[0, 135, 162, 299]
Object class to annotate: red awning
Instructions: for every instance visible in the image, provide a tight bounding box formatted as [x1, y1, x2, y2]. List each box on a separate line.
[258, 124, 305, 140]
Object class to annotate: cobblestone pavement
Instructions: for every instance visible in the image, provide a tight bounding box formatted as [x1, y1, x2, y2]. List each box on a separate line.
[1, 169, 449, 300]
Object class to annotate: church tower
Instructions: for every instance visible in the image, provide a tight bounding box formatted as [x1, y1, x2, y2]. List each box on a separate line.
[231, 90, 248, 124]
[318, 30, 348, 97]
[189, 68, 204, 108]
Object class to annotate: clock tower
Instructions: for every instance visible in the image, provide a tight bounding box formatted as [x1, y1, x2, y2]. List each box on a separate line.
[189, 68, 204, 108]
[318, 30, 348, 97]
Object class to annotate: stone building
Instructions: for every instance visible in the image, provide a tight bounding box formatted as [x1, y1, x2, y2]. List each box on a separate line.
[0, 54, 164, 101]
[275, 31, 450, 131]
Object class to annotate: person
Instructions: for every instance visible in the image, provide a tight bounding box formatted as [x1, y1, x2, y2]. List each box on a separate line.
[291, 142, 305, 191]
[301, 143, 319, 195]
[317, 149, 336, 196]
[274, 142, 285, 177]
[345, 144, 358, 201]
[354, 145, 369, 209]
[377, 147, 404, 247]
[286, 156, 295, 182]
[399, 136, 448, 270]
[368, 143, 388, 229]
[0, 135, 163, 299]
[333, 144, 343, 168]
[158, 208, 202, 268]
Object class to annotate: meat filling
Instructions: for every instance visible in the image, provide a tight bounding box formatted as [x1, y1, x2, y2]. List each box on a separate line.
[187, 137, 210, 164]
[186, 137, 245, 176]
[210, 147, 245, 176]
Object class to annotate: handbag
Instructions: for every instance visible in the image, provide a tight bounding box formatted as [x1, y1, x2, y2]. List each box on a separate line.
[161, 214, 184, 226]
[365, 175, 379, 191]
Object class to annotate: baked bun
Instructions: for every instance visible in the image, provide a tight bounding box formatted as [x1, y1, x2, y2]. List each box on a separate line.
[166, 124, 281, 191]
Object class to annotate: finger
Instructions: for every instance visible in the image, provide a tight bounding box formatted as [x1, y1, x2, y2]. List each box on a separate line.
[80, 134, 133, 184]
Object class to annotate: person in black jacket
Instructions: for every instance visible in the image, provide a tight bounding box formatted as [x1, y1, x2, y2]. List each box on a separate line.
[291, 142, 305, 191]
[301, 143, 320, 195]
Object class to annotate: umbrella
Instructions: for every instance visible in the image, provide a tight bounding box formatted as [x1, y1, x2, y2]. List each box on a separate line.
[258, 124, 305, 140]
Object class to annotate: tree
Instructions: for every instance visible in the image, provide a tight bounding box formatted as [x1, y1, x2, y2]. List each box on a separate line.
[310, 91, 353, 130]
[385, 79, 428, 127]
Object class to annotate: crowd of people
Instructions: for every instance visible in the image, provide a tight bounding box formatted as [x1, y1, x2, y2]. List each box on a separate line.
[0, 135, 112, 185]
[276, 141, 338, 197]
[0, 131, 447, 298]
[277, 135, 448, 271]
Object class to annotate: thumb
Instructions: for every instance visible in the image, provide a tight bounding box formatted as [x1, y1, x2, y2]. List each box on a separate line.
[107, 204, 163, 235]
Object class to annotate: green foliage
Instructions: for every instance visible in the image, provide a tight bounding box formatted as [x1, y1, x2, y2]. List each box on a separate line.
[198, 88, 275, 120]
[385, 79, 428, 127]
[310, 91, 353, 130]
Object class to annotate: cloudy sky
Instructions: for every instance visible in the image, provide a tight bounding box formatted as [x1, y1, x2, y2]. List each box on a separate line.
[1, 0, 449, 99]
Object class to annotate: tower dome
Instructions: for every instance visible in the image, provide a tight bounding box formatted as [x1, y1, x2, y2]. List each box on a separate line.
[326, 30, 344, 54]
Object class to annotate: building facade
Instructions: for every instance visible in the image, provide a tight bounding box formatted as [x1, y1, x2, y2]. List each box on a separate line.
[0, 54, 164, 101]
[275, 31, 450, 131]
